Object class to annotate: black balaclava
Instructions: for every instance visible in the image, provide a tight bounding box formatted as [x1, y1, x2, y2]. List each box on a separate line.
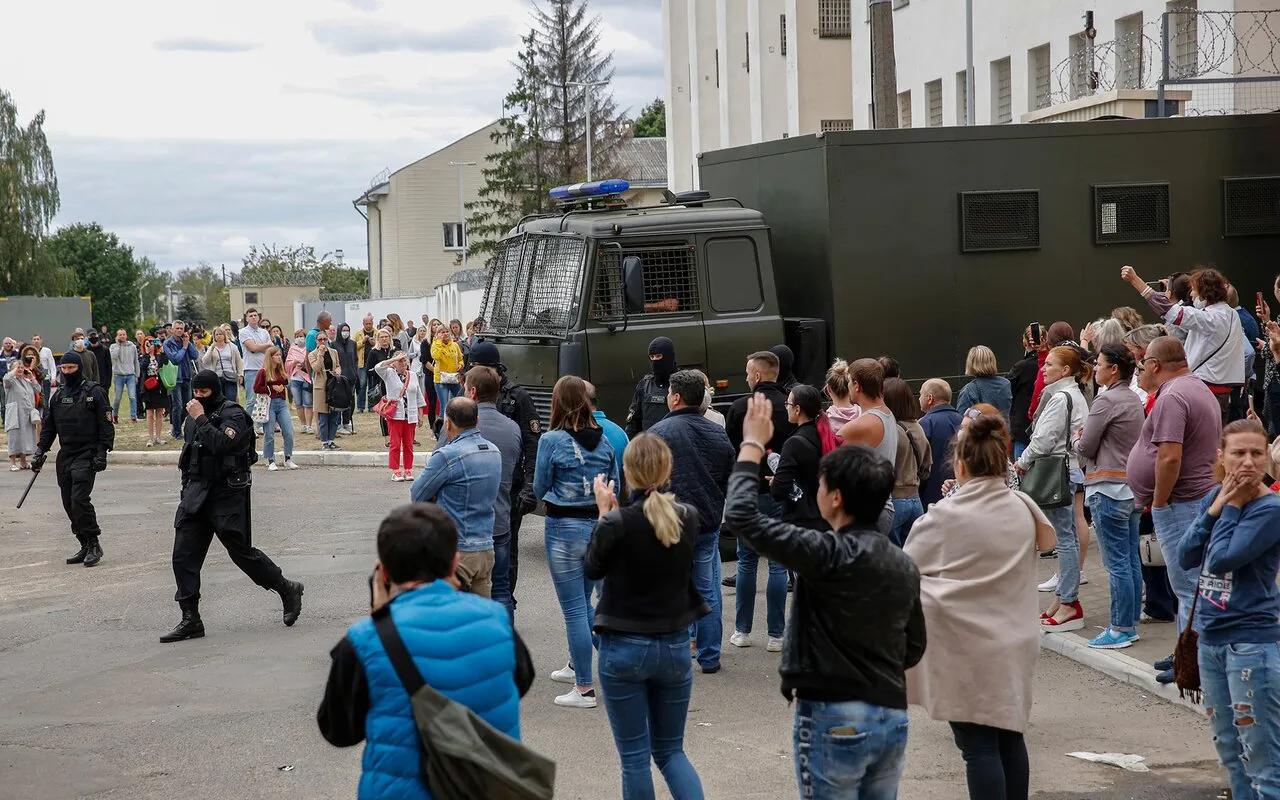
[192, 369, 225, 415]
[648, 337, 676, 386]
[770, 344, 796, 385]
[59, 351, 84, 390]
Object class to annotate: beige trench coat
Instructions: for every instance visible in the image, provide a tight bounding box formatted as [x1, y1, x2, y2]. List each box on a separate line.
[904, 476, 1056, 733]
[308, 347, 340, 414]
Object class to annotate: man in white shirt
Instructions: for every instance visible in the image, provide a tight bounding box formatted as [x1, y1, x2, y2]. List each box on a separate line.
[238, 307, 271, 409]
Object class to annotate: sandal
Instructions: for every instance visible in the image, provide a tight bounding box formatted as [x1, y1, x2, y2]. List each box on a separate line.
[1041, 601, 1084, 632]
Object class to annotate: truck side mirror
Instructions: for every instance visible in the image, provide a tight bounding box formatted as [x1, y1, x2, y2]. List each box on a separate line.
[622, 255, 645, 314]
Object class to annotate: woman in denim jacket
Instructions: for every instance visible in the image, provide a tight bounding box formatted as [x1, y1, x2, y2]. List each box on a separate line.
[533, 375, 620, 709]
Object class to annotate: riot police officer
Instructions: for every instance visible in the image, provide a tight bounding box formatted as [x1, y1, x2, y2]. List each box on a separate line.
[32, 351, 114, 567]
[161, 370, 304, 643]
[467, 342, 540, 615]
[625, 336, 677, 437]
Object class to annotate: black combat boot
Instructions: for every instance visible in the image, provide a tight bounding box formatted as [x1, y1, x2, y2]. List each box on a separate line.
[160, 601, 205, 643]
[66, 539, 88, 565]
[83, 537, 103, 568]
[277, 579, 304, 627]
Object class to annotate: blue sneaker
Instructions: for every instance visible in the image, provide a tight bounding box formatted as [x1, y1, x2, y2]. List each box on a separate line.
[1088, 628, 1139, 649]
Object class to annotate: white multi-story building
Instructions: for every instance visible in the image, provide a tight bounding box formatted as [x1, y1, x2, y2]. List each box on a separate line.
[665, 0, 1277, 190]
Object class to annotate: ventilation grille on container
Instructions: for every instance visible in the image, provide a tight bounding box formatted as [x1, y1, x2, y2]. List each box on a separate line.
[1094, 182, 1170, 244]
[1223, 176, 1280, 237]
[959, 190, 1040, 252]
[525, 386, 552, 428]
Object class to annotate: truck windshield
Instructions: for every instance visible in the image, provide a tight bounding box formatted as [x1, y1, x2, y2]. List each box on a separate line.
[479, 231, 587, 337]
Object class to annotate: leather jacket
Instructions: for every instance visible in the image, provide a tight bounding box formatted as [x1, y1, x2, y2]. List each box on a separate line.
[723, 462, 925, 709]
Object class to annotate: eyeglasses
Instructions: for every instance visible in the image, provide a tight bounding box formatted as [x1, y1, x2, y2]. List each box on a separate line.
[784, 401, 798, 408]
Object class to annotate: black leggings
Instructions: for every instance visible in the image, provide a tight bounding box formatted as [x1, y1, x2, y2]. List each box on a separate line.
[949, 722, 1028, 800]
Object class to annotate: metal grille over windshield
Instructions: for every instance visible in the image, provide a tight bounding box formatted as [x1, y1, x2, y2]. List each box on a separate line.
[479, 232, 587, 336]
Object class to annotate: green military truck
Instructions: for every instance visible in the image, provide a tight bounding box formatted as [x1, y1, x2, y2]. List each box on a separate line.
[479, 114, 1280, 422]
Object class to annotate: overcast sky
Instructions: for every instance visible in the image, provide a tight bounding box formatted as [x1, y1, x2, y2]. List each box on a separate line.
[1, 0, 662, 274]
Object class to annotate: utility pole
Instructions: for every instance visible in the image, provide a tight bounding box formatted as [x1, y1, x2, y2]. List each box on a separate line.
[449, 161, 477, 270]
[965, 0, 976, 125]
[868, 0, 899, 129]
[566, 80, 607, 181]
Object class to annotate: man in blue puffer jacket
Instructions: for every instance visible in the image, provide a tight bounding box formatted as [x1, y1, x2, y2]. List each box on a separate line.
[318, 503, 535, 799]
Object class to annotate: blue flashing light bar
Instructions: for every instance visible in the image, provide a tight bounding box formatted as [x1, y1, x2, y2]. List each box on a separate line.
[548, 179, 630, 200]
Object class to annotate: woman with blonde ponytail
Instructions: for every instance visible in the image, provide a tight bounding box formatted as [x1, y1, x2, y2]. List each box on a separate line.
[585, 433, 709, 799]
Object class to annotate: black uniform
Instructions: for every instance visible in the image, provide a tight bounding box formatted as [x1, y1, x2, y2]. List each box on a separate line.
[626, 336, 677, 437]
[498, 373, 541, 611]
[35, 373, 114, 565]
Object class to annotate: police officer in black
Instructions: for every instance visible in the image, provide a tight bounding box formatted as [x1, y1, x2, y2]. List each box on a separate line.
[467, 341, 540, 614]
[161, 370, 304, 643]
[32, 351, 114, 567]
[625, 336, 677, 437]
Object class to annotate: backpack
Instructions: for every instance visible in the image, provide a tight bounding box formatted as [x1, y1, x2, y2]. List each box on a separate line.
[326, 373, 354, 411]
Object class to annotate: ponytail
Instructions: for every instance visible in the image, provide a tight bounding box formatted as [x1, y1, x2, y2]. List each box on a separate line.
[623, 433, 684, 546]
[816, 413, 838, 455]
[643, 489, 683, 547]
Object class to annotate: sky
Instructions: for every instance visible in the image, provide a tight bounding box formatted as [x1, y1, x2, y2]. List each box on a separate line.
[0, 0, 663, 274]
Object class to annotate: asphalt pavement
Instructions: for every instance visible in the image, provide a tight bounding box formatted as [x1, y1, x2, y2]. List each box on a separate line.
[0, 465, 1231, 799]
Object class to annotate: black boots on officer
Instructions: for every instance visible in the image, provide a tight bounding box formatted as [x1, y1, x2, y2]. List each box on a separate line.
[161, 578, 305, 643]
[65, 537, 103, 567]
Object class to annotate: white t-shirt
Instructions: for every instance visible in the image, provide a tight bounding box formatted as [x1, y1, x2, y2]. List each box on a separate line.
[239, 325, 271, 370]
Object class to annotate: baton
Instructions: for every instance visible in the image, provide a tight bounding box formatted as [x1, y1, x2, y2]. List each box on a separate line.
[16, 468, 40, 509]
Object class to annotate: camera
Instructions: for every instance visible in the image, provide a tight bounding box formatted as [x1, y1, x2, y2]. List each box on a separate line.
[368, 569, 390, 607]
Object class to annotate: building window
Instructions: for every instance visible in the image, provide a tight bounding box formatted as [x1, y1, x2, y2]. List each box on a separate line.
[1116, 13, 1144, 90]
[1069, 33, 1089, 99]
[821, 118, 855, 132]
[1028, 44, 1052, 110]
[244, 292, 259, 305]
[818, 0, 851, 38]
[897, 90, 912, 128]
[991, 57, 1012, 124]
[926, 80, 943, 127]
[780, 14, 787, 55]
[955, 70, 969, 125]
[443, 222, 465, 250]
[1168, 1, 1198, 79]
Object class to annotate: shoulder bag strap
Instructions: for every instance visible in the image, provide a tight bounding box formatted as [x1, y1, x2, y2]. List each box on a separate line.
[1061, 392, 1074, 448]
[1191, 308, 1240, 375]
[372, 605, 426, 695]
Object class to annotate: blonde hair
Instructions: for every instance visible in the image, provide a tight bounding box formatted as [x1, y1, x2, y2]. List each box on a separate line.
[624, 434, 684, 547]
[263, 346, 286, 381]
[825, 358, 853, 400]
[964, 345, 998, 377]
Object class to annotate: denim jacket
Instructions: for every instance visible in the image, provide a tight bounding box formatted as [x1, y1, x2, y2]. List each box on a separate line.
[533, 427, 619, 509]
[410, 427, 503, 552]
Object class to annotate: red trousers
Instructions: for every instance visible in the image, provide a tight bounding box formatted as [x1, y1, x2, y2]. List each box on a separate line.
[387, 418, 416, 473]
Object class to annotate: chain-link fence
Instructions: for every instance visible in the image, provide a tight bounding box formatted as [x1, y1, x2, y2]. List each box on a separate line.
[1049, 9, 1280, 117]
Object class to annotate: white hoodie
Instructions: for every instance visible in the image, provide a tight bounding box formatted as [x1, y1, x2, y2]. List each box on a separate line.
[1017, 377, 1088, 473]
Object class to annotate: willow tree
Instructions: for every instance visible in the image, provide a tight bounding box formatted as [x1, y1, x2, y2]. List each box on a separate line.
[0, 89, 74, 295]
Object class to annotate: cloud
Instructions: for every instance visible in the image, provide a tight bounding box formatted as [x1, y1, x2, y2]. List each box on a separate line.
[343, 0, 382, 9]
[282, 74, 513, 118]
[309, 17, 517, 56]
[153, 37, 259, 53]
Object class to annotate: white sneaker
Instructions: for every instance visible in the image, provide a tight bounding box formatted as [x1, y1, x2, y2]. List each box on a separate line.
[554, 687, 597, 708]
[392, 473, 405, 482]
[767, 637, 784, 652]
[729, 631, 751, 648]
[285, 459, 299, 470]
[267, 462, 279, 471]
[550, 661, 576, 684]
[403, 472, 413, 481]
[1038, 572, 1059, 592]
[1080, 572, 1088, 585]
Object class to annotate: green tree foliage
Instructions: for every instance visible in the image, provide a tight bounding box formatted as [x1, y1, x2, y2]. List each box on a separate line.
[137, 257, 170, 322]
[238, 243, 365, 296]
[0, 89, 76, 295]
[173, 262, 229, 325]
[46, 223, 141, 330]
[175, 293, 206, 328]
[632, 98, 665, 137]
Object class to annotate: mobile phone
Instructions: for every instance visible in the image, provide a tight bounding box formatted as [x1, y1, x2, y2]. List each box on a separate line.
[1259, 292, 1266, 310]
[1028, 322, 1041, 347]
[1146, 279, 1166, 292]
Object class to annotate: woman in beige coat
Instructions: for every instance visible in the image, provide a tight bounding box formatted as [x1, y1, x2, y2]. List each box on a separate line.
[307, 330, 343, 450]
[905, 412, 1056, 800]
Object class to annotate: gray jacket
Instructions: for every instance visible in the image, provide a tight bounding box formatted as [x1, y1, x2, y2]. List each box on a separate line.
[110, 341, 140, 377]
[1073, 384, 1145, 487]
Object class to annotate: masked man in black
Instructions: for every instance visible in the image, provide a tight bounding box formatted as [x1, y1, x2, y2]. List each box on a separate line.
[162, 370, 304, 643]
[625, 336, 677, 437]
[32, 351, 114, 567]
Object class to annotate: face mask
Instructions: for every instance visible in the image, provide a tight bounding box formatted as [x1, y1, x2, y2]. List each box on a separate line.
[72, 339, 85, 350]
[1193, 298, 1207, 309]
[340, 331, 350, 340]
[294, 337, 305, 346]
[62, 368, 83, 389]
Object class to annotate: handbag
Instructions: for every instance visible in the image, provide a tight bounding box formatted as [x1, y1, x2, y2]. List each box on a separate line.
[1139, 532, 1166, 567]
[438, 370, 460, 385]
[1020, 392, 1074, 509]
[1173, 590, 1201, 702]
[144, 375, 160, 391]
[251, 394, 270, 424]
[159, 362, 178, 391]
[375, 375, 409, 421]
[372, 607, 556, 800]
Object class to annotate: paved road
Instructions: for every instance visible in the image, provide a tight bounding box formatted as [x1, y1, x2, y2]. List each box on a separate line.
[1, 466, 1228, 799]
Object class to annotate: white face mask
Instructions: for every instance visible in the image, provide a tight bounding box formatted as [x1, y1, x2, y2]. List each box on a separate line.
[1193, 298, 1207, 309]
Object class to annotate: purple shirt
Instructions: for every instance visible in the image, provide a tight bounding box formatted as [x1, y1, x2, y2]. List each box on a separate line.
[1127, 374, 1222, 508]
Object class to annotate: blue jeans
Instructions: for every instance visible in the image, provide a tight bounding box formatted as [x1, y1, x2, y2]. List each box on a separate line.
[492, 527, 513, 616]
[242, 369, 258, 407]
[794, 699, 909, 800]
[261, 397, 294, 462]
[736, 494, 787, 638]
[1152, 495, 1212, 632]
[290, 379, 312, 408]
[316, 409, 341, 444]
[356, 367, 368, 412]
[545, 516, 598, 687]
[598, 632, 704, 800]
[435, 381, 461, 415]
[112, 374, 137, 420]
[1200, 641, 1280, 799]
[1044, 499, 1079, 603]
[169, 381, 191, 437]
[889, 496, 924, 547]
[221, 378, 238, 404]
[690, 530, 722, 669]
[1087, 492, 1143, 631]
[1013, 441, 1028, 460]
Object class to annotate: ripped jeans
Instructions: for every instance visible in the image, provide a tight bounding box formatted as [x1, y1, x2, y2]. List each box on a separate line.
[1200, 641, 1280, 799]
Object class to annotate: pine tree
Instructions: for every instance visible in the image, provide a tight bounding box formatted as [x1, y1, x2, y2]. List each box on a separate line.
[175, 294, 206, 328]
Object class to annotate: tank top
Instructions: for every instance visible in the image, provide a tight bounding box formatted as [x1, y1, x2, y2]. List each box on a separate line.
[864, 407, 899, 467]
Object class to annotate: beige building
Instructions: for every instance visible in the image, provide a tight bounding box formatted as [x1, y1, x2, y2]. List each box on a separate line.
[229, 283, 320, 335]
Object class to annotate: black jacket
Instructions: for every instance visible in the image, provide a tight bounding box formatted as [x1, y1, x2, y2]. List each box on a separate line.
[625, 373, 670, 437]
[770, 421, 826, 530]
[726, 381, 795, 481]
[498, 375, 541, 495]
[38, 379, 114, 458]
[1007, 350, 1040, 444]
[332, 335, 358, 379]
[585, 494, 711, 635]
[648, 407, 736, 534]
[724, 462, 925, 708]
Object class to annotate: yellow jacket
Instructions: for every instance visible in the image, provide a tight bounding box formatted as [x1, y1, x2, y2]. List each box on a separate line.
[431, 340, 464, 374]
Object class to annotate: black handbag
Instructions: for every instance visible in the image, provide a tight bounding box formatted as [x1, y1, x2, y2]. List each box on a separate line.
[372, 607, 556, 800]
[1020, 392, 1074, 509]
[326, 373, 354, 411]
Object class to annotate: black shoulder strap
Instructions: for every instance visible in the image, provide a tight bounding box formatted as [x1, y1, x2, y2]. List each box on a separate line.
[372, 606, 426, 695]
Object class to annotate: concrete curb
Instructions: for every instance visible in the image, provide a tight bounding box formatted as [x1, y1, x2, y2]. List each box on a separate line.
[106, 450, 432, 468]
[1039, 630, 1205, 716]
